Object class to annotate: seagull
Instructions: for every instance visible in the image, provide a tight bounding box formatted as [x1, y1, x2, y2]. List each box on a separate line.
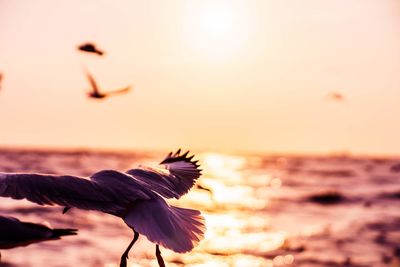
[0, 215, 77, 262]
[77, 42, 104, 56]
[0, 150, 205, 267]
[0, 72, 3, 90]
[84, 67, 131, 99]
[326, 92, 345, 102]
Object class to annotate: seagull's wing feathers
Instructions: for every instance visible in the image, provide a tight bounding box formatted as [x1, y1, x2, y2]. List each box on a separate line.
[89, 170, 153, 201]
[106, 85, 131, 96]
[0, 216, 77, 249]
[83, 68, 100, 94]
[126, 150, 202, 199]
[124, 199, 205, 253]
[0, 171, 150, 214]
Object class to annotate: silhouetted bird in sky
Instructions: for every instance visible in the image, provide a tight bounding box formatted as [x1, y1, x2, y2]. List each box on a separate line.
[0, 215, 77, 262]
[0, 72, 3, 90]
[84, 67, 131, 99]
[326, 92, 345, 102]
[78, 43, 104, 56]
[0, 150, 205, 267]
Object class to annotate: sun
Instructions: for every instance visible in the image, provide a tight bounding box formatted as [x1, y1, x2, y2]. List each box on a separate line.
[200, 8, 235, 38]
[184, 2, 253, 60]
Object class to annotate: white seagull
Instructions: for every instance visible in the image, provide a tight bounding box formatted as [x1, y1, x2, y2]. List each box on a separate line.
[0, 150, 205, 267]
[0, 215, 77, 262]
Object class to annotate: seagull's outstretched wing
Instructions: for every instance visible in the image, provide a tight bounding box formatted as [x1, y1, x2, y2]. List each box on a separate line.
[0, 216, 77, 249]
[90, 170, 153, 201]
[126, 150, 202, 199]
[106, 85, 131, 96]
[83, 67, 100, 94]
[0, 170, 151, 214]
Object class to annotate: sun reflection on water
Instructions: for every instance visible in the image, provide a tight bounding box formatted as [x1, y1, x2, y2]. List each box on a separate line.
[176, 153, 291, 266]
[201, 153, 246, 182]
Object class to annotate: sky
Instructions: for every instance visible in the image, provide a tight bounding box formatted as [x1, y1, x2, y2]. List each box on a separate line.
[0, 0, 400, 155]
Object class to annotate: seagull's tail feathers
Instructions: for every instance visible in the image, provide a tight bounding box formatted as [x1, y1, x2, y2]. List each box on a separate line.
[124, 199, 205, 253]
[50, 228, 78, 238]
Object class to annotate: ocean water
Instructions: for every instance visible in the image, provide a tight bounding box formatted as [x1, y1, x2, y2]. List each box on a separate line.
[0, 149, 399, 267]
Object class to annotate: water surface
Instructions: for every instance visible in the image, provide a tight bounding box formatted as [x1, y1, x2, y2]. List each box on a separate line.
[0, 149, 399, 267]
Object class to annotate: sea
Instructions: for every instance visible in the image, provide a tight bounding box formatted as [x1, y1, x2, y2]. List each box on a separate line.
[0, 148, 399, 267]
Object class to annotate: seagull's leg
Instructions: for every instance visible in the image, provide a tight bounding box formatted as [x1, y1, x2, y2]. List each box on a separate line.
[119, 230, 139, 267]
[155, 245, 166, 267]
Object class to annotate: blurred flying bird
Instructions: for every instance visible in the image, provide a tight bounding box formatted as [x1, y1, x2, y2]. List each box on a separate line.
[0, 150, 205, 267]
[0, 215, 77, 262]
[326, 92, 345, 102]
[84, 67, 131, 99]
[196, 184, 213, 194]
[0, 72, 3, 90]
[77, 42, 104, 56]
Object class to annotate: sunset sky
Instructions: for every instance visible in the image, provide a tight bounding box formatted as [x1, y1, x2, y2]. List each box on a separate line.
[0, 0, 399, 155]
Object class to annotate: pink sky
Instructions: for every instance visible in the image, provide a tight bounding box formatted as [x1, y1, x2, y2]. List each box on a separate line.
[0, 0, 400, 155]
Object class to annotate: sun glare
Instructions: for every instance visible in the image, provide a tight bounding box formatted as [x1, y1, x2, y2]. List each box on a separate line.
[201, 8, 235, 38]
[184, 3, 253, 60]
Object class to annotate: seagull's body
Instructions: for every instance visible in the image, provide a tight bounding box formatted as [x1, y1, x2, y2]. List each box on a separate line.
[78, 43, 104, 56]
[0, 150, 205, 267]
[84, 67, 131, 99]
[0, 215, 76, 261]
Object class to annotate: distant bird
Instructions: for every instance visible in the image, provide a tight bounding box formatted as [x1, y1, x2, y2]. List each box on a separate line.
[326, 92, 345, 102]
[0, 72, 3, 90]
[0, 215, 77, 262]
[196, 184, 213, 194]
[0, 150, 205, 267]
[77, 43, 104, 56]
[84, 67, 131, 99]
